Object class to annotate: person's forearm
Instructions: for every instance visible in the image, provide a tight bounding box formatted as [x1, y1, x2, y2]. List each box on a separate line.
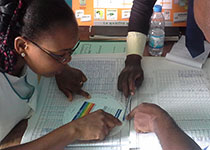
[4, 122, 78, 150]
[154, 118, 201, 150]
[126, 32, 147, 56]
[126, 0, 157, 56]
[128, 0, 156, 34]
[125, 54, 142, 65]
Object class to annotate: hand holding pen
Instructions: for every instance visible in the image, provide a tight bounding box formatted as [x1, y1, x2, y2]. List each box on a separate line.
[117, 55, 144, 98]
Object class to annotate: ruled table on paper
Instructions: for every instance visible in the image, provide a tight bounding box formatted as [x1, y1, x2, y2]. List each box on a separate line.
[21, 55, 210, 150]
[21, 54, 130, 149]
[130, 57, 210, 149]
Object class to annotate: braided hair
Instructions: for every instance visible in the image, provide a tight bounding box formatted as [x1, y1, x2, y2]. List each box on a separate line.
[0, 0, 76, 74]
[0, 0, 23, 74]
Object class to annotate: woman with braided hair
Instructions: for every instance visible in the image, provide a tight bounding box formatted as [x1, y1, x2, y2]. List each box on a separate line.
[0, 0, 122, 149]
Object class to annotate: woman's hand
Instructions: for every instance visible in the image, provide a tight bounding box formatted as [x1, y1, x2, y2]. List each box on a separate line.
[71, 110, 122, 141]
[55, 65, 90, 101]
[118, 54, 144, 98]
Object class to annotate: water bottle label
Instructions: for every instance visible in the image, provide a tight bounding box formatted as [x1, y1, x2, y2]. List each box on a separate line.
[149, 35, 164, 49]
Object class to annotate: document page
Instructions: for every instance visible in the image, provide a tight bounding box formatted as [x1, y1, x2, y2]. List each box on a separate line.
[166, 36, 210, 68]
[21, 55, 210, 150]
[73, 41, 126, 55]
[21, 54, 130, 150]
[130, 57, 210, 149]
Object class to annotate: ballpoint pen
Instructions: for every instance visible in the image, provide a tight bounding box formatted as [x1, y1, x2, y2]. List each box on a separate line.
[122, 95, 132, 121]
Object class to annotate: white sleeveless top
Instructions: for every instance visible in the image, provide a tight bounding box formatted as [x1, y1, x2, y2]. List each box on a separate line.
[0, 67, 38, 142]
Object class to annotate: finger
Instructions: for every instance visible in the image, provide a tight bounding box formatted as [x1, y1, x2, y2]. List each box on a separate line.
[102, 124, 110, 137]
[128, 73, 138, 96]
[66, 81, 85, 93]
[122, 74, 129, 98]
[77, 89, 91, 99]
[117, 73, 123, 91]
[135, 127, 143, 133]
[68, 78, 84, 88]
[135, 73, 144, 88]
[73, 81, 84, 89]
[62, 88, 73, 101]
[76, 74, 87, 87]
[81, 73, 87, 82]
[126, 106, 139, 120]
[129, 71, 144, 95]
[104, 113, 122, 127]
[79, 81, 84, 86]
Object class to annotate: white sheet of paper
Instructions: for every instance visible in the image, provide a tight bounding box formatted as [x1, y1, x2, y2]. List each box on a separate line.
[130, 57, 210, 149]
[21, 54, 210, 150]
[166, 36, 210, 68]
[21, 54, 130, 149]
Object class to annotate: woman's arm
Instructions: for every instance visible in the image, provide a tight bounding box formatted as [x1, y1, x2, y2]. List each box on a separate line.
[4, 122, 78, 150]
[3, 110, 122, 150]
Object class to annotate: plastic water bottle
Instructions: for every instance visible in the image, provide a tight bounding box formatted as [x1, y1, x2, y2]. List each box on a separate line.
[148, 5, 165, 56]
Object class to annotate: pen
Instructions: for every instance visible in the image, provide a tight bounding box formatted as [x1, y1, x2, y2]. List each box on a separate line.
[122, 95, 132, 121]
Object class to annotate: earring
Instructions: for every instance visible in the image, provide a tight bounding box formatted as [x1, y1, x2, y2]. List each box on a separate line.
[21, 53, 25, 57]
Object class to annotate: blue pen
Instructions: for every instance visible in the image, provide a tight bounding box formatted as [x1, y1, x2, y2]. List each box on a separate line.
[122, 95, 132, 121]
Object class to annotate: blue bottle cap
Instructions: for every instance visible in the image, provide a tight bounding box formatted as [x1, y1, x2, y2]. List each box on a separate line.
[154, 5, 162, 12]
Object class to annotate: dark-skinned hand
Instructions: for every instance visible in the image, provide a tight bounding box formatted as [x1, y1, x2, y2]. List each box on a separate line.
[71, 110, 122, 141]
[118, 54, 144, 98]
[55, 65, 90, 101]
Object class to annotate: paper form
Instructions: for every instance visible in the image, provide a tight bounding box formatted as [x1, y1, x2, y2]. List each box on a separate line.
[203, 60, 210, 92]
[21, 54, 130, 149]
[73, 41, 126, 55]
[22, 54, 210, 149]
[130, 57, 210, 149]
[166, 36, 210, 68]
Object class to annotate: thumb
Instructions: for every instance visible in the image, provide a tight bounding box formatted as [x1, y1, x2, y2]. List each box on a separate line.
[126, 106, 138, 120]
[129, 73, 141, 95]
[135, 73, 144, 88]
[81, 73, 87, 82]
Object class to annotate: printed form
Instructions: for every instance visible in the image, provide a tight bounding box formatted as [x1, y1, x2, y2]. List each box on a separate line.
[22, 54, 210, 150]
[21, 54, 130, 150]
[130, 57, 210, 149]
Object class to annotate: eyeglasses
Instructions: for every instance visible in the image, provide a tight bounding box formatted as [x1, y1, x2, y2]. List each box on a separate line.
[25, 37, 80, 63]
